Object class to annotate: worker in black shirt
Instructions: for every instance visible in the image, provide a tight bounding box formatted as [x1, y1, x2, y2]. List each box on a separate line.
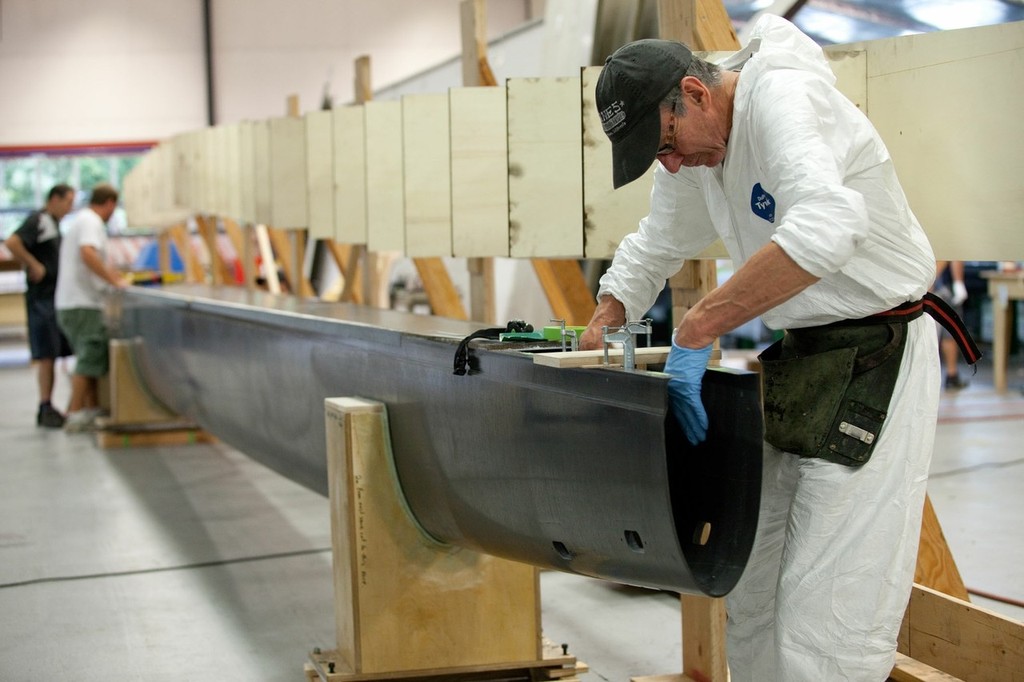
[4, 184, 76, 428]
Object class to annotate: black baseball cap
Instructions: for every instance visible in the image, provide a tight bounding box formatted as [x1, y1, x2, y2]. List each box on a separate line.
[596, 39, 693, 188]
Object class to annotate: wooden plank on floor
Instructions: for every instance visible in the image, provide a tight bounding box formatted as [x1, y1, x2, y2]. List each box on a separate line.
[97, 427, 215, 449]
[900, 584, 1024, 682]
[889, 653, 964, 682]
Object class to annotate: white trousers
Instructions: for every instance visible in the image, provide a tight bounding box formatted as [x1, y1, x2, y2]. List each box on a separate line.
[726, 316, 940, 681]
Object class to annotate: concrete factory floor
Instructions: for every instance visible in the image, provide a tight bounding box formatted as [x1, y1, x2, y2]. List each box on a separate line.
[1, 332, 1022, 681]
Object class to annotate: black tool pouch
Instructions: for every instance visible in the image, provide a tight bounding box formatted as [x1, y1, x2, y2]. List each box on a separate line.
[758, 321, 908, 467]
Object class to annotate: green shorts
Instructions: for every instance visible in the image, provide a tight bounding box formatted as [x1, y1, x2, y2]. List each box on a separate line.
[57, 308, 109, 377]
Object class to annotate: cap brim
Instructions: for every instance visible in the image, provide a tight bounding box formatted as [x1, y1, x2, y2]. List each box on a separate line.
[610, 104, 662, 189]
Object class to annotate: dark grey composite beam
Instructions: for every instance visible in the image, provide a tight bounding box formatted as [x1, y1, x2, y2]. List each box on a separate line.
[115, 284, 763, 597]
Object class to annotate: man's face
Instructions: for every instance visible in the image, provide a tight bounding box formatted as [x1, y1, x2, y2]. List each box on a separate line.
[655, 78, 728, 172]
[96, 198, 118, 222]
[48, 192, 75, 220]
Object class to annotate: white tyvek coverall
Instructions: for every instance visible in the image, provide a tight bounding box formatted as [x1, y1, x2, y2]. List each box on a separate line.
[598, 15, 940, 681]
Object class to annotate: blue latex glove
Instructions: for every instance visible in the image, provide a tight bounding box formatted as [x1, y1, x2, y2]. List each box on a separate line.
[665, 341, 713, 446]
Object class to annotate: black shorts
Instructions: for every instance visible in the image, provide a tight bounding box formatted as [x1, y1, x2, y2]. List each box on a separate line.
[26, 296, 73, 360]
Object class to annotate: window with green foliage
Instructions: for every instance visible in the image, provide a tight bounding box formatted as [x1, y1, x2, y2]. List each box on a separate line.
[0, 152, 144, 238]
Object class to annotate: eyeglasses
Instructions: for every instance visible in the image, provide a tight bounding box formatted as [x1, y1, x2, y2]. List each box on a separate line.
[657, 114, 678, 156]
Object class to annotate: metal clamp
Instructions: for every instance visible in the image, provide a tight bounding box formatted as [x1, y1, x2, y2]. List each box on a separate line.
[602, 318, 653, 372]
[550, 318, 579, 353]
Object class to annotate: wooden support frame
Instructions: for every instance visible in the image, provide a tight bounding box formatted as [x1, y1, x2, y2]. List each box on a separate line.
[195, 214, 234, 285]
[313, 398, 583, 681]
[222, 217, 256, 289]
[166, 222, 203, 284]
[897, 585, 1024, 682]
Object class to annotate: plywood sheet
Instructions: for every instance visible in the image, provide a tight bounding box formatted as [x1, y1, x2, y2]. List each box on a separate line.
[223, 123, 243, 221]
[332, 105, 367, 245]
[269, 116, 308, 229]
[450, 86, 508, 257]
[305, 110, 335, 240]
[402, 93, 452, 257]
[581, 65, 656, 259]
[238, 121, 256, 225]
[195, 128, 210, 215]
[252, 120, 273, 226]
[862, 23, 1024, 260]
[172, 133, 189, 209]
[507, 77, 583, 257]
[364, 100, 405, 252]
[825, 46, 868, 112]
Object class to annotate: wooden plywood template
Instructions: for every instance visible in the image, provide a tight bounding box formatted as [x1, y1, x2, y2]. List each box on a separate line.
[238, 120, 256, 225]
[507, 77, 583, 257]
[581, 59, 727, 261]
[193, 128, 210, 216]
[252, 119, 273, 226]
[269, 116, 309, 229]
[364, 100, 405, 252]
[403, 93, 452, 257]
[171, 132, 189, 209]
[333, 105, 367, 244]
[450, 85, 509, 257]
[224, 122, 243, 221]
[860, 22, 1024, 260]
[305, 110, 335, 240]
[204, 126, 220, 215]
[825, 46, 868, 112]
[581, 65, 657, 259]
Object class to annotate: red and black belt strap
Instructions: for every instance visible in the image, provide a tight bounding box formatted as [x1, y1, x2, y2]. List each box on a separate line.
[835, 292, 982, 366]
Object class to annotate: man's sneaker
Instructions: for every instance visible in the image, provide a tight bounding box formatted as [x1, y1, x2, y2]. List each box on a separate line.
[64, 409, 99, 433]
[945, 374, 969, 391]
[37, 404, 65, 429]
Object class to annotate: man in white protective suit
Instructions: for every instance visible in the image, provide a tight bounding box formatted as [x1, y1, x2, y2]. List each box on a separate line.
[579, 15, 979, 681]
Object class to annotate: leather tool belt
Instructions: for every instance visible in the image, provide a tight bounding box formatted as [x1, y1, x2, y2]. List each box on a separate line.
[757, 292, 980, 467]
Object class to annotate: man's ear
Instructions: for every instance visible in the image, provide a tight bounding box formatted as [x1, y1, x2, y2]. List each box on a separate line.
[681, 76, 708, 108]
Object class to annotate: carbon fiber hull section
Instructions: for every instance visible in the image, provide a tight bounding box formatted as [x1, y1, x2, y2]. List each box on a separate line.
[116, 285, 762, 596]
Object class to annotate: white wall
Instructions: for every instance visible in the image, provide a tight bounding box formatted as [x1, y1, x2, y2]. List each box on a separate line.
[0, 0, 207, 145]
[0, 0, 534, 146]
[213, 0, 533, 119]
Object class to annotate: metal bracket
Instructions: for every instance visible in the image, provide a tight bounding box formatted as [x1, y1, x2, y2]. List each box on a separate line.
[550, 318, 579, 353]
[602, 318, 653, 372]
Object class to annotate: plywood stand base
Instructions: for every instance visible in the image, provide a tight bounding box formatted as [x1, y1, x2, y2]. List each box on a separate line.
[97, 338, 212, 448]
[312, 397, 583, 682]
[304, 643, 582, 682]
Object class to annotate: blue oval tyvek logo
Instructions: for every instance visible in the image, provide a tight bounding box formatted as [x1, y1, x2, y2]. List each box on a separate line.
[751, 183, 775, 223]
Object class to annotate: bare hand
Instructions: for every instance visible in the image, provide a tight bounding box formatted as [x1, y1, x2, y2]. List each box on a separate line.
[578, 324, 605, 351]
[578, 296, 627, 351]
[27, 262, 46, 283]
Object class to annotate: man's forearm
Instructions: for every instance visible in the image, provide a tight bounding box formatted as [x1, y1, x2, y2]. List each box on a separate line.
[4, 235, 41, 271]
[80, 245, 122, 287]
[675, 242, 819, 348]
